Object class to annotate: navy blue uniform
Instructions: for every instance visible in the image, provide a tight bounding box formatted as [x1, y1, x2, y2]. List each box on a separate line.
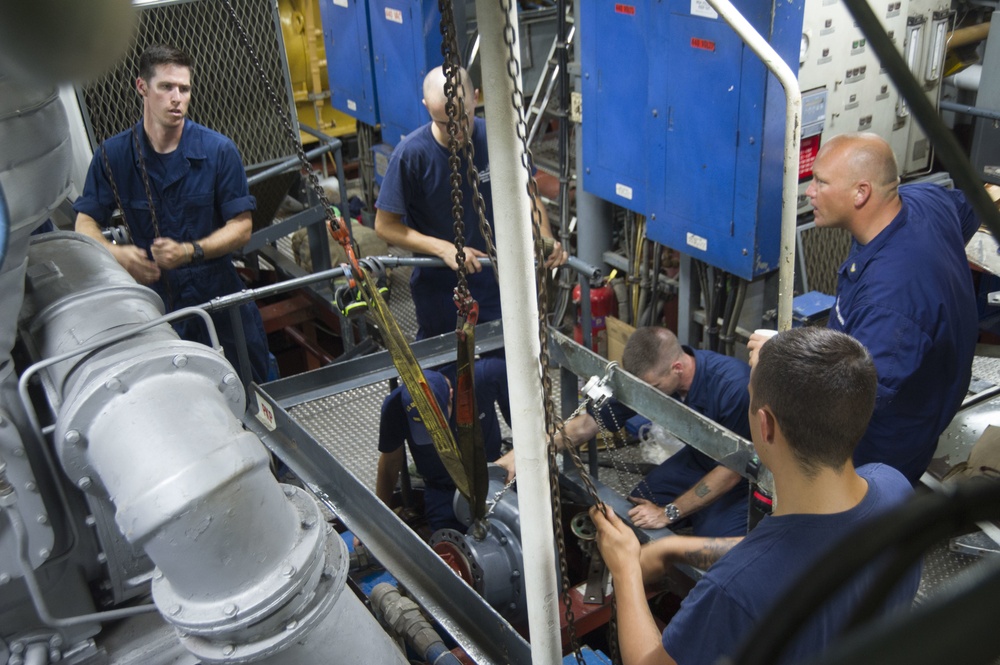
[378, 358, 510, 531]
[599, 347, 752, 537]
[74, 119, 270, 383]
[829, 183, 979, 483]
[662, 464, 919, 665]
[375, 118, 501, 339]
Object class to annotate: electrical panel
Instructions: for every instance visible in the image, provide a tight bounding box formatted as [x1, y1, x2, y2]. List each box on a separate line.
[319, 0, 380, 126]
[368, 0, 448, 146]
[796, 0, 950, 211]
[580, 0, 806, 280]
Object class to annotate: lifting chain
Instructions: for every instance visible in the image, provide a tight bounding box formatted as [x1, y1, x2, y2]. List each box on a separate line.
[220, 0, 352, 261]
[493, 0, 593, 661]
[437, 0, 499, 316]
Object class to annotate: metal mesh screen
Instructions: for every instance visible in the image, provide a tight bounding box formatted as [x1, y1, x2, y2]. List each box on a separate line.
[77, 0, 300, 230]
[798, 223, 852, 296]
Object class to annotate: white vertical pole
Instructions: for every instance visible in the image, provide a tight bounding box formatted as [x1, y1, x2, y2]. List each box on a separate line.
[473, 1, 563, 663]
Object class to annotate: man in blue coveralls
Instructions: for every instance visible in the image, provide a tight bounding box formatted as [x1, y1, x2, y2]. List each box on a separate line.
[593, 327, 920, 665]
[374, 65, 567, 340]
[497, 326, 751, 537]
[751, 133, 980, 484]
[376, 357, 510, 532]
[74, 44, 269, 382]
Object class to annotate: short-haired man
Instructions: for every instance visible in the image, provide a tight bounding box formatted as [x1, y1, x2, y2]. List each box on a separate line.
[498, 326, 751, 537]
[753, 133, 979, 484]
[74, 44, 270, 382]
[376, 357, 510, 531]
[592, 327, 920, 665]
[374, 65, 566, 340]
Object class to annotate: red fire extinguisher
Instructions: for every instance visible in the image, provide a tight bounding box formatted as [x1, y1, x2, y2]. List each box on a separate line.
[573, 282, 616, 355]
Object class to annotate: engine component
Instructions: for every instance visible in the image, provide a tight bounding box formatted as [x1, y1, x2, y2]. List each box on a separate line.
[14, 232, 408, 664]
[430, 465, 527, 623]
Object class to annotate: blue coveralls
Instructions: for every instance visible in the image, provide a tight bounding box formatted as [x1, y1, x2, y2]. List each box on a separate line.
[828, 183, 979, 483]
[375, 117, 502, 339]
[74, 119, 270, 383]
[599, 347, 752, 537]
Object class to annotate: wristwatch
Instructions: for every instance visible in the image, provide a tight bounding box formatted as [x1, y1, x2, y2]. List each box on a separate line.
[190, 241, 205, 264]
[663, 503, 682, 524]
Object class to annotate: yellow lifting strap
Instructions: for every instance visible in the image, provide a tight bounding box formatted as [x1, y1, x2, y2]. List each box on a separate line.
[353, 261, 486, 513]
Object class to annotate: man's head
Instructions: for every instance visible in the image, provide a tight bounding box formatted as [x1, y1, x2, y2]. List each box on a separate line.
[622, 327, 686, 396]
[422, 65, 477, 145]
[136, 44, 193, 132]
[805, 133, 900, 233]
[749, 327, 876, 476]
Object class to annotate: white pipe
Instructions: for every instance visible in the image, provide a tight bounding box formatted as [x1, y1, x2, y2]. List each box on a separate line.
[473, 1, 562, 663]
[946, 63, 981, 92]
[704, 0, 801, 331]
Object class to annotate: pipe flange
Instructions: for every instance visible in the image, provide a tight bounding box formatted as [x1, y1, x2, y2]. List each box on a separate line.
[152, 486, 337, 634]
[174, 515, 348, 664]
[55, 341, 244, 494]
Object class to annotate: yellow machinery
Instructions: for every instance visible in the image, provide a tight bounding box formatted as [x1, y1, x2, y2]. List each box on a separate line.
[278, 0, 357, 143]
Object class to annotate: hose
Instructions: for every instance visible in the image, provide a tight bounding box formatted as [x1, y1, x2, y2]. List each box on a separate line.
[370, 583, 462, 665]
[722, 277, 747, 356]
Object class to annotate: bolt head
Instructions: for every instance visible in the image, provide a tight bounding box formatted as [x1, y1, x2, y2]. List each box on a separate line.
[222, 645, 235, 656]
[286, 620, 298, 631]
[224, 603, 238, 616]
[173, 354, 188, 368]
[78, 477, 93, 490]
[105, 378, 121, 392]
[64, 430, 81, 445]
[0, 573, 11, 585]
[38, 548, 50, 559]
[223, 373, 238, 386]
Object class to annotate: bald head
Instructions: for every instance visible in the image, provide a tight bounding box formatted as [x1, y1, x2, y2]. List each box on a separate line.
[822, 133, 900, 195]
[423, 65, 475, 109]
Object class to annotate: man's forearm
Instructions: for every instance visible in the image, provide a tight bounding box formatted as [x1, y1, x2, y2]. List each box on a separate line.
[670, 466, 743, 520]
[612, 565, 677, 665]
[639, 536, 743, 583]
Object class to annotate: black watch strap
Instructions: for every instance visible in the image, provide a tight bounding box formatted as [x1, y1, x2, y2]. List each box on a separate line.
[191, 241, 205, 264]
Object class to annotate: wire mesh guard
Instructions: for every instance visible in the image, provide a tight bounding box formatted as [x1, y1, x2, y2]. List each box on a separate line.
[76, 0, 300, 230]
[800, 224, 852, 296]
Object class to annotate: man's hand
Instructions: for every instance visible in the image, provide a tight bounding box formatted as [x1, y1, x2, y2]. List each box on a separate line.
[628, 497, 671, 530]
[746, 330, 778, 369]
[111, 245, 161, 284]
[590, 504, 641, 577]
[150, 237, 191, 269]
[441, 244, 488, 273]
[543, 238, 569, 268]
[495, 450, 517, 483]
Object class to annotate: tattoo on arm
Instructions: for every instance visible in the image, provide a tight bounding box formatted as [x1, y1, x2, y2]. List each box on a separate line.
[683, 538, 737, 569]
[694, 482, 711, 498]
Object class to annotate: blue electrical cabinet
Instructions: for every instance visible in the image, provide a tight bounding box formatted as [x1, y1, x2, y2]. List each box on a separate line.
[368, 0, 446, 146]
[580, 0, 804, 279]
[319, 0, 379, 126]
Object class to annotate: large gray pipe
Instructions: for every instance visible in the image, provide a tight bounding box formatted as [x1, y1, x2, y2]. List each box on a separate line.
[19, 233, 406, 664]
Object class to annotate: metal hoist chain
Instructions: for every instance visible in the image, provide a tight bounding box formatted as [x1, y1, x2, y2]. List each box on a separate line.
[221, 0, 342, 236]
[225, 0, 490, 516]
[494, 0, 593, 661]
[132, 128, 163, 239]
[437, 0, 499, 312]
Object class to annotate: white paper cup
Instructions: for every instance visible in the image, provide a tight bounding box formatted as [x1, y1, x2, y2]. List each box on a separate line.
[753, 328, 780, 340]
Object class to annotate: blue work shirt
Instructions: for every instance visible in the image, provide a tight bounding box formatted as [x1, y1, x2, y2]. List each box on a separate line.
[73, 119, 270, 382]
[828, 183, 979, 483]
[662, 463, 918, 665]
[375, 117, 501, 339]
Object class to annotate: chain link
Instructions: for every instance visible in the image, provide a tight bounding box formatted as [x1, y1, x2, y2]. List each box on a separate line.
[221, 0, 341, 232]
[494, 0, 588, 661]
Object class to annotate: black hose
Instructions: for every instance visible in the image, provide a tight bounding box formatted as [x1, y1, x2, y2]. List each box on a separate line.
[730, 478, 1000, 665]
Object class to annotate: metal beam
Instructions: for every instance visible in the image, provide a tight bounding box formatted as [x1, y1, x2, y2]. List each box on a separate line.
[262, 320, 506, 408]
[243, 389, 532, 665]
[547, 329, 760, 483]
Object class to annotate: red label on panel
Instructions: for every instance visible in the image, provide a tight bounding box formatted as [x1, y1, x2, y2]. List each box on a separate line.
[799, 134, 822, 180]
[691, 38, 716, 51]
[615, 3, 636, 15]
